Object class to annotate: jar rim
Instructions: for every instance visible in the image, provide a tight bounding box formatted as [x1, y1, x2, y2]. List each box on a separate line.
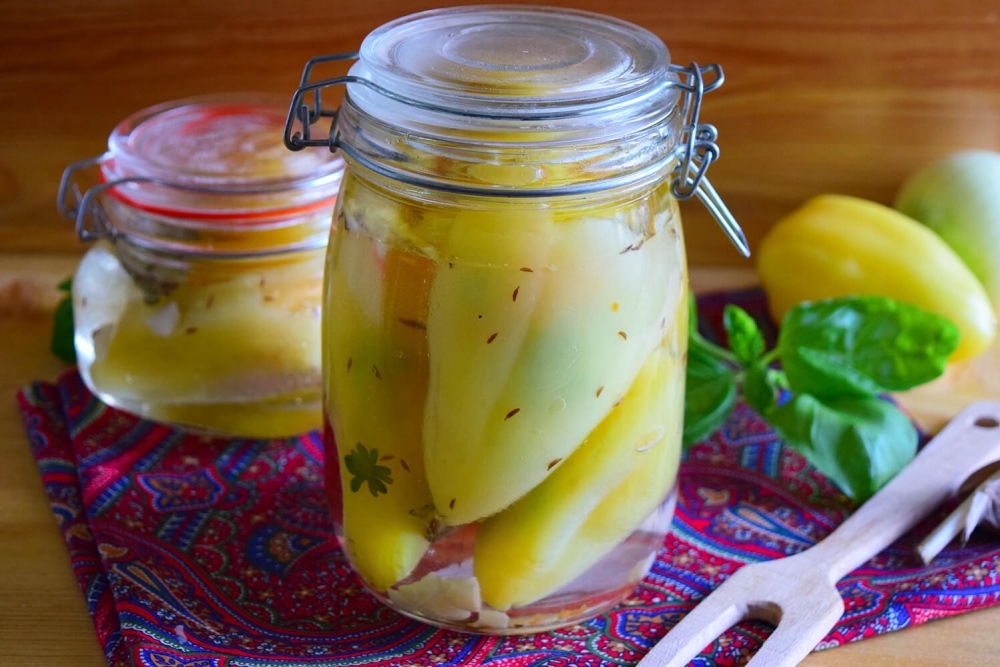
[97, 157, 340, 223]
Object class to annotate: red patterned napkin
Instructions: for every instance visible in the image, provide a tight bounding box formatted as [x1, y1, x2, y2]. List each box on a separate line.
[18, 289, 1000, 667]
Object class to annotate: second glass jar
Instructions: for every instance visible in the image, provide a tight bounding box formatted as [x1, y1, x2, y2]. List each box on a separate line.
[63, 95, 344, 437]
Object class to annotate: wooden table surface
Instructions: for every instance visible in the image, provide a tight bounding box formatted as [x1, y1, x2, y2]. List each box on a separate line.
[2, 254, 998, 666]
[3, 0, 1000, 265]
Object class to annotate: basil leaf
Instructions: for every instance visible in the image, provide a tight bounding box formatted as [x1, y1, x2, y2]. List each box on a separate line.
[684, 293, 741, 446]
[51, 292, 76, 364]
[744, 362, 778, 415]
[689, 290, 739, 365]
[684, 342, 738, 447]
[688, 288, 698, 336]
[723, 304, 765, 366]
[768, 393, 918, 502]
[778, 296, 959, 398]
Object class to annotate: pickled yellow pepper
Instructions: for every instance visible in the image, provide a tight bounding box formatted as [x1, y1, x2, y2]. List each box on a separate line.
[757, 195, 996, 361]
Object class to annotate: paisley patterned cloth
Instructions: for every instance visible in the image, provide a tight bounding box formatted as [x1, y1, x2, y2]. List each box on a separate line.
[17, 289, 1000, 667]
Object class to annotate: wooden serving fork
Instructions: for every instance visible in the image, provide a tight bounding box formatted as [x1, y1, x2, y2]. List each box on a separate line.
[638, 401, 1000, 667]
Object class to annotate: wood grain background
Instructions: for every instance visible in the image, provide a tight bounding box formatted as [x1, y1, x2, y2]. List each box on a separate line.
[2, 0, 1000, 264]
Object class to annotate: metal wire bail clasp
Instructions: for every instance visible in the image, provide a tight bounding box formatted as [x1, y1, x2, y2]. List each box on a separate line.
[57, 154, 120, 242]
[668, 62, 749, 257]
[284, 52, 360, 152]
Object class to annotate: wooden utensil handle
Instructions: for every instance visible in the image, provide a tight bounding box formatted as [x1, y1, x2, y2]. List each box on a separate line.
[809, 401, 1000, 583]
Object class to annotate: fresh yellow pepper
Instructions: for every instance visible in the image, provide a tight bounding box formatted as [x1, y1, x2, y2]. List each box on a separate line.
[757, 194, 996, 361]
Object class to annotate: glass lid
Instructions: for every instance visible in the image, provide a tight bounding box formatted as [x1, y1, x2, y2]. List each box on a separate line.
[354, 5, 677, 117]
[106, 95, 344, 190]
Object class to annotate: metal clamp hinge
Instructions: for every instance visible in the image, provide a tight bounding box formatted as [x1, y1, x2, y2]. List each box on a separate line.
[284, 53, 359, 151]
[57, 155, 120, 242]
[667, 62, 748, 257]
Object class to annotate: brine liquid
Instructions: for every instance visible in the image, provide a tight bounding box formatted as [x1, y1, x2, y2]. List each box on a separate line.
[322, 170, 687, 632]
[73, 242, 325, 437]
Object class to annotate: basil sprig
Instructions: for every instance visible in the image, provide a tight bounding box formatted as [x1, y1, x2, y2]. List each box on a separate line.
[51, 277, 76, 364]
[685, 295, 960, 502]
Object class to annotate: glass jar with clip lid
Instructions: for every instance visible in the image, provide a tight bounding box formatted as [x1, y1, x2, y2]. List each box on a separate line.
[58, 94, 345, 437]
[285, 5, 748, 633]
